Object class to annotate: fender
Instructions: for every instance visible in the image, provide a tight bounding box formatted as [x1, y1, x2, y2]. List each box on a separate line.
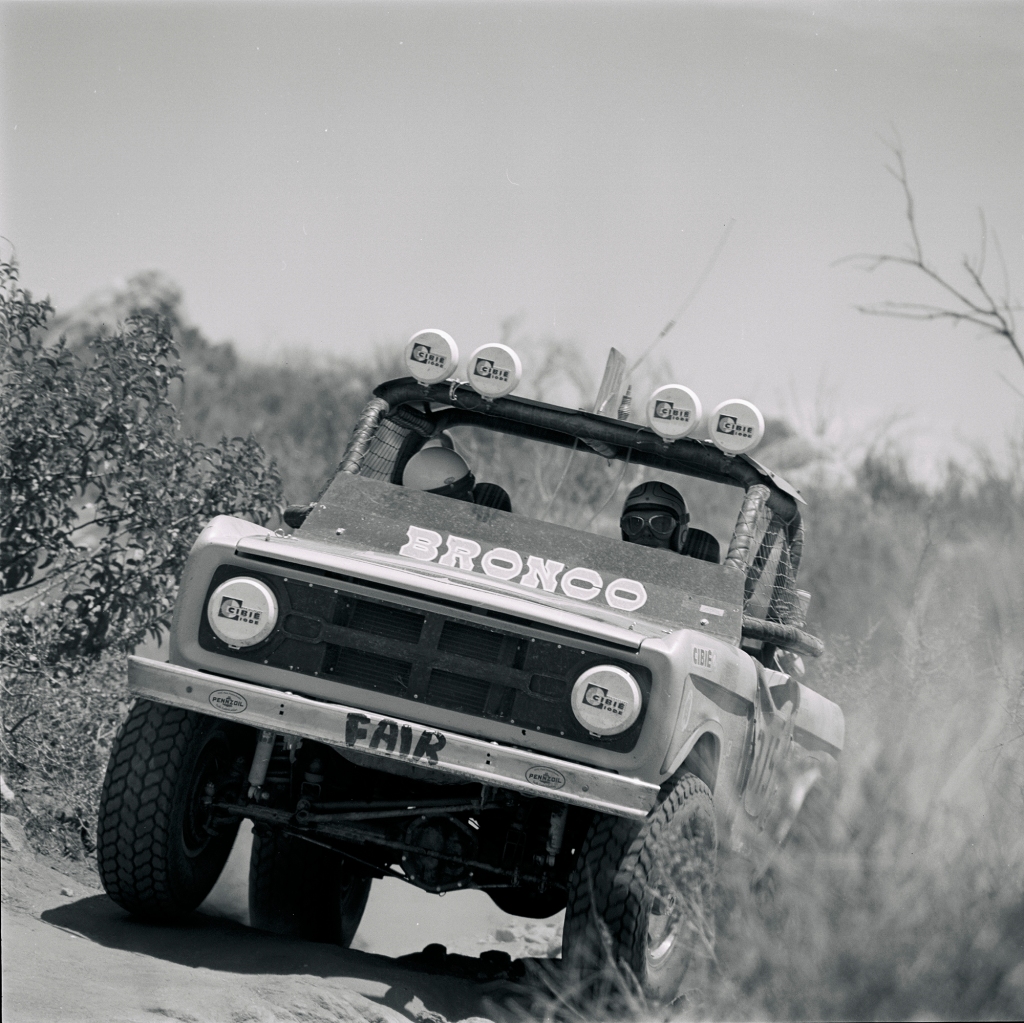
[661, 720, 724, 785]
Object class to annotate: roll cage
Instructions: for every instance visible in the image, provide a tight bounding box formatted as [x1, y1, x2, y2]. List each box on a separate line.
[318, 377, 822, 659]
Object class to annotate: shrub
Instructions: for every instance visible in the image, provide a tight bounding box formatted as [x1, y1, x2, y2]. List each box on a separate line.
[1, 257, 282, 851]
[1, 257, 282, 655]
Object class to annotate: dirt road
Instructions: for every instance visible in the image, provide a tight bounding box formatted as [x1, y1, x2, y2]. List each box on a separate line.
[2, 822, 564, 1023]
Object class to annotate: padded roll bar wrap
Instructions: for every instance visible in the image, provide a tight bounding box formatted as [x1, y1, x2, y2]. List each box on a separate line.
[336, 396, 389, 476]
[725, 484, 771, 572]
[787, 516, 806, 577]
[741, 616, 825, 658]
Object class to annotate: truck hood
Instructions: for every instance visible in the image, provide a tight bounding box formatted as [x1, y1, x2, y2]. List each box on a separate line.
[260, 474, 744, 644]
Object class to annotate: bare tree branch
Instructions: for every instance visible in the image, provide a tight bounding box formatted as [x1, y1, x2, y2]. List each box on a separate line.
[838, 141, 1024, 378]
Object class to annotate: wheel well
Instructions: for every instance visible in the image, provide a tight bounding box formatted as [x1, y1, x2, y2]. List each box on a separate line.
[680, 731, 720, 794]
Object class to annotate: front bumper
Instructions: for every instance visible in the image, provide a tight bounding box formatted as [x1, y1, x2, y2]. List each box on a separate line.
[128, 656, 660, 819]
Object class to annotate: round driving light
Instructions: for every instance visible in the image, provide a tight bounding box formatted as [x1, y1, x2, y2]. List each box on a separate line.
[207, 577, 278, 648]
[466, 343, 522, 399]
[647, 384, 703, 440]
[708, 398, 765, 455]
[405, 329, 459, 384]
[571, 665, 642, 736]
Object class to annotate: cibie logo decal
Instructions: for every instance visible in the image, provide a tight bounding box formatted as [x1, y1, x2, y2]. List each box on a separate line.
[526, 766, 566, 789]
[473, 357, 510, 382]
[410, 342, 446, 368]
[398, 526, 648, 612]
[716, 414, 754, 439]
[218, 597, 262, 626]
[209, 690, 247, 714]
[583, 684, 626, 716]
[653, 399, 691, 423]
[692, 646, 716, 671]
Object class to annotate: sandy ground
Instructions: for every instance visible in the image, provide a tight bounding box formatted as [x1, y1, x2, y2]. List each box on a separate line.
[1, 822, 565, 1023]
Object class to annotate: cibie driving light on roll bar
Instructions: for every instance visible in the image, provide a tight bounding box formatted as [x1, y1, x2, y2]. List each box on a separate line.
[708, 398, 765, 456]
[405, 329, 460, 384]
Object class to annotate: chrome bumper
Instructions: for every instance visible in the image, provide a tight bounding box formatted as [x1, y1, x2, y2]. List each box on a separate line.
[128, 656, 659, 819]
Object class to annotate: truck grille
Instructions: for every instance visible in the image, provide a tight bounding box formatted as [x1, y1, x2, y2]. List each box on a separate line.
[198, 566, 647, 751]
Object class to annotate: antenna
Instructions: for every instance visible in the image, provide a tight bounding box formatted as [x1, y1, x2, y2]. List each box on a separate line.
[627, 218, 736, 376]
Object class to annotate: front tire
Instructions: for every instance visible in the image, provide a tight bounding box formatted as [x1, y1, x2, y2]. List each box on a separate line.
[97, 700, 243, 919]
[248, 827, 371, 946]
[562, 771, 717, 1004]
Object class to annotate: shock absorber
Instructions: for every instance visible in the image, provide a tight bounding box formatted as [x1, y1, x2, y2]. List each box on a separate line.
[247, 729, 276, 799]
[545, 805, 568, 866]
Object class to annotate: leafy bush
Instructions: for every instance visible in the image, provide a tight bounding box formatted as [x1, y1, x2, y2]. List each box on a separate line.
[1, 257, 282, 655]
[1, 257, 282, 851]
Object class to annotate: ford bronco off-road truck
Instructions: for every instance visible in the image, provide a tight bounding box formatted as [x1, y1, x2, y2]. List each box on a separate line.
[96, 355, 843, 1001]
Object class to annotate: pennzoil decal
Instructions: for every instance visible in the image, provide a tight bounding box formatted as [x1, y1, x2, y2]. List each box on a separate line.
[526, 766, 566, 789]
[209, 690, 247, 714]
[398, 525, 648, 612]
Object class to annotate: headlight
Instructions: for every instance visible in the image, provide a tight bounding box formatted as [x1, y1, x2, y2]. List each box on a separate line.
[207, 577, 278, 648]
[570, 665, 642, 736]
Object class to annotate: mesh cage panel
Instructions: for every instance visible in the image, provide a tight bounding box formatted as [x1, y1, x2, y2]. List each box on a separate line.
[742, 503, 802, 626]
[359, 418, 413, 482]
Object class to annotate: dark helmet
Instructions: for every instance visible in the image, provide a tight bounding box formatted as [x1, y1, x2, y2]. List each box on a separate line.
[620, 481, 689, 552]
[402, 446, 476, 501]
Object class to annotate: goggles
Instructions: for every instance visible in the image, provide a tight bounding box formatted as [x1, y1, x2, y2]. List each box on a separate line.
[621, 510, 678, 539]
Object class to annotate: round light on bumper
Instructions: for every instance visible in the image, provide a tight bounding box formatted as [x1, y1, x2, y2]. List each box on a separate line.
[207, 577, 278, 648]
[570, 665, 642, 736]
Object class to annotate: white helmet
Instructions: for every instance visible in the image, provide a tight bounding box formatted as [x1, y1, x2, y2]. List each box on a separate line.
[402, 447, 475, 500]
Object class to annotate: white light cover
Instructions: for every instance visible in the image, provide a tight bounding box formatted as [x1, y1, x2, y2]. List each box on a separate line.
[708, 398, 765, 455]
[207, 577, 278, 648]
[647, 384, 703, 440]
[571, 665, 642, 736]
[466, 343, 523, 399]
[405, 330, 459, 384]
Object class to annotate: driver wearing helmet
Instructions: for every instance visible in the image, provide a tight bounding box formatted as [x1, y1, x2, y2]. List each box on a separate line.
[619, 481, 690, 552]
[402, 445, 512, 512]
[619, 481, 720, 563]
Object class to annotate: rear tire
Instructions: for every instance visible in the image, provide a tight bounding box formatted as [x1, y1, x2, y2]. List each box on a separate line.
[562, 771, 716, 1004]
[249, 827, 371, 946]
[97, 700, 243, 919]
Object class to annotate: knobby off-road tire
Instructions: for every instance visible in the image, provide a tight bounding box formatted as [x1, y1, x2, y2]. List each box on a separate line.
[562, 771, 717, 1004]
[249, 827, 371, 946]
[97, 700, 243, 919]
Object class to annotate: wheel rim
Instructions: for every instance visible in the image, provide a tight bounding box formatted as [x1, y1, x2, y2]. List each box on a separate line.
[182, 737, 227, 857]
[644, 817, 715, 975]
[646, 882, 680, 963]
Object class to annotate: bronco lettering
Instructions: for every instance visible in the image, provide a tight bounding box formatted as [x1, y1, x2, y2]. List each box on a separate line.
[398, 524, 648, 612]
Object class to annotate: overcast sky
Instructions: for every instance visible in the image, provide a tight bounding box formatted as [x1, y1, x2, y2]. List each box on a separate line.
[3, 1, 1022, 473]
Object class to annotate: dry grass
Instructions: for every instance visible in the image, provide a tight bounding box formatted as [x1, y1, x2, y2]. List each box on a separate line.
[0, 611, 132, 857]
[511, 441, 1024, 1022]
